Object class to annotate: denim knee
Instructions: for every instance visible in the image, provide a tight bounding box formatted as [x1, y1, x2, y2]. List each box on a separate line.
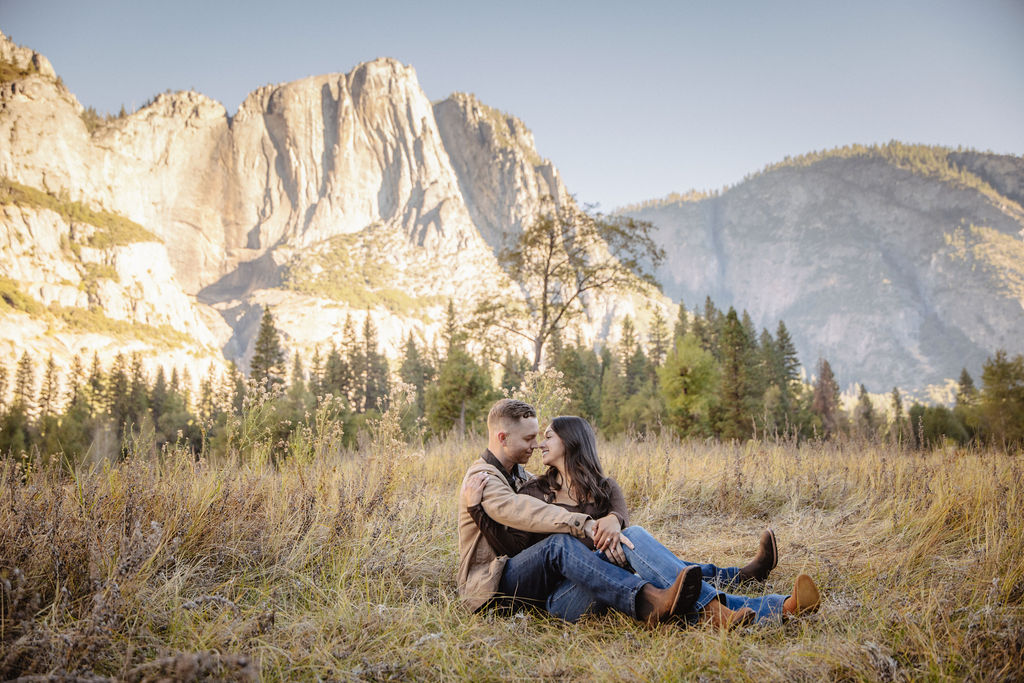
[622, 525, 653, 543]
[539, 533, 580, 556]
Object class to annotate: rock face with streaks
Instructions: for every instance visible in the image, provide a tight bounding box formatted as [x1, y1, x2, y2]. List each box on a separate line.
[0, 30, 664, 380]
[626, 147, 1024, 391]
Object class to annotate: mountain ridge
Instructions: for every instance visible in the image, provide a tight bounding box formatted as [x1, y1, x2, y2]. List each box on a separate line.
[0, 31, 664, 383]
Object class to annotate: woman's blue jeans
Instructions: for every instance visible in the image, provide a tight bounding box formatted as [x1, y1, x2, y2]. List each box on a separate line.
[547, 526, 787, 624]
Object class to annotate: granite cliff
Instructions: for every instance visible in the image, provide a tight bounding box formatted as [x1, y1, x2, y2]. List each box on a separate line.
[0, 30, 661, 381]
[626, 145, 1024, 392]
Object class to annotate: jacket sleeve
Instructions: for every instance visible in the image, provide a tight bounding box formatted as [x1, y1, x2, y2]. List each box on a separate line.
[467, 464, 590, 538]
[606, 477, 630, 528]
[467, 504, 535, 557]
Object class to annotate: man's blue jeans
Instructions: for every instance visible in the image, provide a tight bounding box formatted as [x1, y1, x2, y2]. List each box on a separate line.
[548, 526, 787, 624]
[497, 533, 647, 620]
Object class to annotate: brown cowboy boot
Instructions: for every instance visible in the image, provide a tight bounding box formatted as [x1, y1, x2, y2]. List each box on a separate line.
[737, 528, 778, 583]
[782, 574, 821, 617]
[700, 599, 756, 631]
[636, 565, 702, 626]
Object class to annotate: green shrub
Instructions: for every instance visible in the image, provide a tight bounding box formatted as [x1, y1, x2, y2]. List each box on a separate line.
[0, 276, 44, 315]
[56, 305, 193, 348]
[0, 177, 159, 247]
[283, 233, 443, 313]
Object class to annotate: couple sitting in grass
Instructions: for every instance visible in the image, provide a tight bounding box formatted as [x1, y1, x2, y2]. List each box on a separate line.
[457, 399, 822, 629]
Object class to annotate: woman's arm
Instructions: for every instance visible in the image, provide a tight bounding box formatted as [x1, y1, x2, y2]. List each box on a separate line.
[607, 477, 630, 528]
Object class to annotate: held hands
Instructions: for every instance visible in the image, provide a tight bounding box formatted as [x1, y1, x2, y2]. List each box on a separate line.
[462, 472, 489, 507]
[586, 514, 634, 567]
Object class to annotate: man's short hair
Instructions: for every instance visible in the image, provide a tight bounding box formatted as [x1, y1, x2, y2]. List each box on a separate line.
[487, 398, 537, 432]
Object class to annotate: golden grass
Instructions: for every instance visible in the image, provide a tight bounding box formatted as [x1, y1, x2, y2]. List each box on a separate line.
[1, 433, 1021, 681]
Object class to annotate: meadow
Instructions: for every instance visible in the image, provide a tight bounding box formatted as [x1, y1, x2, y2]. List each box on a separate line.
[1, 413, 1022, 681]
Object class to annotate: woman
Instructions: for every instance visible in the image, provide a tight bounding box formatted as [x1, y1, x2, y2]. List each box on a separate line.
[464, 415, 821, 629]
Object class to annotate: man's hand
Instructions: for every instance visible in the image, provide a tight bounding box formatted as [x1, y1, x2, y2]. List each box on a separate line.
[462, 472, 489, 507]
[593, 514, 633, 567]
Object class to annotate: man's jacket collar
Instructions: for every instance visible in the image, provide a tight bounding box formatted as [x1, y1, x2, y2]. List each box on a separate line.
[481, 449, 528, 490]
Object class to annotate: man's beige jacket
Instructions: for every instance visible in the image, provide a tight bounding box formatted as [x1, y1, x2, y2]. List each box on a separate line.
[457, 456, 591, 611]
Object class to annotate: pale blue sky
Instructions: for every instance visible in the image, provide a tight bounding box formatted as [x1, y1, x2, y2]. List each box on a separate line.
[2, 0, 1022, 209]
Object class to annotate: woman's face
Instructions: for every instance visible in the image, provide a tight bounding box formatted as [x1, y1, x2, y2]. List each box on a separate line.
[539, 425, 566, 470]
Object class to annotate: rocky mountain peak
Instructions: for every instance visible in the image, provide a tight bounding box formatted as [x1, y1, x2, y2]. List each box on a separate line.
[0, 30, 55, 80]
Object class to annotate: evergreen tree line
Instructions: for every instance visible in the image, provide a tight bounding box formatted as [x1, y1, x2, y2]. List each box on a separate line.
[3, 300, 1023, 462]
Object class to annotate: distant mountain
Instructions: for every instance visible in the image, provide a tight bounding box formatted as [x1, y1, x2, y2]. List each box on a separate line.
[625, 143, 1024, 392]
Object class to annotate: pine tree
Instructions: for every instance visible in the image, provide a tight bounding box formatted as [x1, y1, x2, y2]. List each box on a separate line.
[956, 368, 977, 407]
[702, 296, 722, 358]
[648, 308, 669, 368]
[250, 306, 286, 389]
[854, 383, 875, 437]
[226, 361, 246, 414]
[618, 317, 638, 370]
[979, 350, 1024, 447]
[716, 308, 750, 440]
[775, 321, 800, 387]
[553, 341, 603, 421]
[323, 344, 348, 403]
[598, 351, 628, 436]
[673, 299, 688, 340]
[499, 350, 530, 394]
[342, 315, 362, 408]
[399, 334, 434, 418]
[308, 346, 323, 400]
[67, 355, 85, 406]
[198, 375, 217, 423]
[361, 314, 389, 412]
[890, 386, 905, 444]
[13, 352, 36, 419]
[151, 367, 167, 421]
[690, 314, 710, 354]
[811, 358, 841, 438]
[424, 348, 494, 437]
[128, 352, 149, 426]
[442, 299, 466, 358]
[954, 367, 979, 440]
[659, 333, 719, 437]
[287, 352, 312, 414]
[87, 353, 106, 416]
[107, 352, 131, 437]
[618, 317, 649, 396]
[37, 356, 59, 419]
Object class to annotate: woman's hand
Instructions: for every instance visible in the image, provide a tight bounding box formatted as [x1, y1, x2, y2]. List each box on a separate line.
[593, 514, 621, 549]
[462, 471, 489, 507]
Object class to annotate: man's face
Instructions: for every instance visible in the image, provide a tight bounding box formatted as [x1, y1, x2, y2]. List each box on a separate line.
[500, 416, 540, 466]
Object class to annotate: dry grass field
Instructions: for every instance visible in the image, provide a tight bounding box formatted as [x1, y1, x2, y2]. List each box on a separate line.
[2, 416, 1022, 681]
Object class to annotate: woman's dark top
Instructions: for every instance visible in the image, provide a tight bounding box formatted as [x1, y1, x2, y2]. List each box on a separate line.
[468, 476, 629, 557]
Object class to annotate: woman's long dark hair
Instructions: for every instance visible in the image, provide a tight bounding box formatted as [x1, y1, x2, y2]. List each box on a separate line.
[540, 416, 613, 514]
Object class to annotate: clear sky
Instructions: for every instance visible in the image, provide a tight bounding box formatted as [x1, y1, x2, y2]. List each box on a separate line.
[2, 0, 1022, 210]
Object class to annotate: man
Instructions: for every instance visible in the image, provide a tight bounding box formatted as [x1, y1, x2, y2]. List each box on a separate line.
[456, 398, 701, 625]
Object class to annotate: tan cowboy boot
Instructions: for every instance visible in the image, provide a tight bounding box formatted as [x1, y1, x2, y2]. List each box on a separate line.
[636, 566, 702, 626]
[700, 598, 756, 630]
[782, 574, 821, 616]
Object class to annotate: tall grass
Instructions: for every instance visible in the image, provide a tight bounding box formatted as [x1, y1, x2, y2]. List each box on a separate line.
[1, 426, 1021, 680]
